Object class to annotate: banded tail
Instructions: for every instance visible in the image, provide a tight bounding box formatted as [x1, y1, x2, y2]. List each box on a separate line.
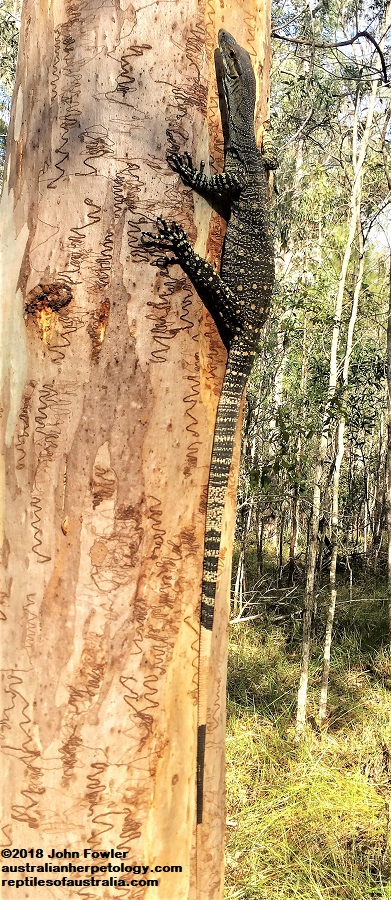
[197, 348, 254, 824]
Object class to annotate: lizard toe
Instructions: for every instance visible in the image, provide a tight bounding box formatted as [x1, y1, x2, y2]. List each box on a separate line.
[167, 153, 179, 169]
[141, 230, 157, 244]
[156, 217, 170, 237]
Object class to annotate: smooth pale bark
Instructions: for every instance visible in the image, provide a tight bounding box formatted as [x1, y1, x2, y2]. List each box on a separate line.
[0, 2, 272, 898]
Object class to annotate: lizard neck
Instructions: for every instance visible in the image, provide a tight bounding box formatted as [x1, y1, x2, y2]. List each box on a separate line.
[226, 123, 257, 155]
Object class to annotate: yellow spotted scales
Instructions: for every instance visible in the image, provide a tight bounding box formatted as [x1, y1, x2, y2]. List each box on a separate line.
[143, 29, 275, 828]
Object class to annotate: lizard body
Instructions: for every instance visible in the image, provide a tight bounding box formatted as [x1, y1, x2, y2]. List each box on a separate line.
[143, 29, 275, 828]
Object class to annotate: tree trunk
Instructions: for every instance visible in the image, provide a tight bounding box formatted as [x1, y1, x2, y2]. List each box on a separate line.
[277, 507, 285, 586]
[319, 234, 364, 723]
[387, 251, 391, 643]
[372, 415, 386, 567]
[288, 448, 300, 585]
[0, 3, 272, 898]
[295, 76, 378, 740]
[232, 548, 245, 619]
[256, 505, 264, 576]
[288, 316, 307, 585]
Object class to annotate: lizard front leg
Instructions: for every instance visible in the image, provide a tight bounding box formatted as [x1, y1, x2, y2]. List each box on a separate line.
[167, 151, 247, 199]
[142, 218, 241, 343]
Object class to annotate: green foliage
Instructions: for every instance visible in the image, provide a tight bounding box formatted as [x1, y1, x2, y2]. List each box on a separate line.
[0, 110, 8, 172]
[238, 0, 390, 562]
[347, 342, 385, 439]
[0, 2, 21, 181]
[0, 8, 18, 89]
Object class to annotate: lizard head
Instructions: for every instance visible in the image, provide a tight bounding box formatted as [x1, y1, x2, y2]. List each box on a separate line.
[217, 30, 256, 140]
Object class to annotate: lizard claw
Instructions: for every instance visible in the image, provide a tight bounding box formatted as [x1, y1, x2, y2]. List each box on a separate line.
[142, 218, 188, 250]
[159, 255, 179, 268]
[167, 150, 193, 168]
[167, 152, 184, 174]
[156, 217, 187, 244]
[141, 230, 159, 247]
[167, 151, 206, 187]
[156, 217, 172, 240]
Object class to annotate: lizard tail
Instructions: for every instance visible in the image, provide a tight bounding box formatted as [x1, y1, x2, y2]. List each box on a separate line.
[197, 349, 253, 826]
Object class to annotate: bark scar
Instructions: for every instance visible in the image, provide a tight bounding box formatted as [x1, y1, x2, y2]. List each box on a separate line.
[24, 281, 73, 343]
[25, 281, 73, 315]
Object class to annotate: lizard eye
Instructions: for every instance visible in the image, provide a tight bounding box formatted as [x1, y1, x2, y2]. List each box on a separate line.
[225, 48, 240, 77]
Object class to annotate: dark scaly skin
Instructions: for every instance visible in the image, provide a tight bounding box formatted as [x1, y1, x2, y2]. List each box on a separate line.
[143, 29, 275, 828]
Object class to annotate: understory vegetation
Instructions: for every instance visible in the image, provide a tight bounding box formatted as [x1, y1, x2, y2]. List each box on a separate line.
[225, 554, 391, 899]
[226, 3, 391, 890]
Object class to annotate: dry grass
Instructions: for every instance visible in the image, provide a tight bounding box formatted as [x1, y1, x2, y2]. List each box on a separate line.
[225, 598, 391, 899]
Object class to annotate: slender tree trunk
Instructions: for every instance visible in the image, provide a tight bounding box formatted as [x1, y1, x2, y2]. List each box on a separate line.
[289, 475, 300, 584]
[319, 235, 365, 723]
[288, 317, 307, 585]
[256, 505, 264, 576]
[233, 397, 258, 617]
[0, 3, 273, 898]
[296, 77, 378, 739]
[372, 415, 386, 567]
[233, 497, 253, 618]
[387, 251, 391, 643]
[276, 507, 285, 585]
[318, 423, 343, 723]
[233, 549, 245, 618]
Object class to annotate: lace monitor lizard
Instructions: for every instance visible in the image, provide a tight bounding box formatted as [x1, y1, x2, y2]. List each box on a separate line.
[143, 29, 275, 828]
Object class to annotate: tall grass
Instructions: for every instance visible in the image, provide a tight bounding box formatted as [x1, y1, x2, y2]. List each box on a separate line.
[225, 592, 391, 899]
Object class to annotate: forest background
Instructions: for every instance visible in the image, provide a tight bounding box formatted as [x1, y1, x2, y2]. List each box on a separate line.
[1, 1, 391, 897]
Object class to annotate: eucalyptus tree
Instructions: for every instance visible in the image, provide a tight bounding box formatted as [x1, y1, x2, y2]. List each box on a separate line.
[0, 2, 276, 895]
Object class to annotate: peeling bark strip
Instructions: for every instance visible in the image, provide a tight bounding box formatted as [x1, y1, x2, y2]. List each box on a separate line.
[0, 2, 272, 898]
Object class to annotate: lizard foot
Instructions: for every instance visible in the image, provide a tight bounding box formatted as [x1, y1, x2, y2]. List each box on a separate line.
[142, 217, 188, 250]
[167, 152, 207, 190]
[140, 220, 179, 267]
